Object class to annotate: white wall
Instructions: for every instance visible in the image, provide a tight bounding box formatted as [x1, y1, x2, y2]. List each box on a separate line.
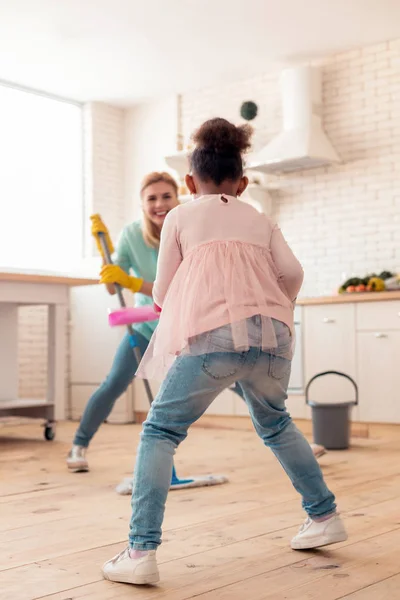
[18, 305, 48, 399]
[181, 40, 400, 296]
[124, 95, 179, 222]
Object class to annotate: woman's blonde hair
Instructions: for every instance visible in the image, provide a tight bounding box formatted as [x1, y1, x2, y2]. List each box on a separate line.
[141, 171, 179, 248]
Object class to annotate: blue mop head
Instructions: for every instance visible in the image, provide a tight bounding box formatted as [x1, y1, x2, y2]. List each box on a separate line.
[115, 473, 229, 495]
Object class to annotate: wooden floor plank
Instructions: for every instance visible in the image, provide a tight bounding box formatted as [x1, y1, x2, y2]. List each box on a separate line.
[180, 528, 400, 600]
[25, 528, 400, 600]
[1, 421, 400, 600]
[2, 495, 400, 600]
[340, 573, 400, 599]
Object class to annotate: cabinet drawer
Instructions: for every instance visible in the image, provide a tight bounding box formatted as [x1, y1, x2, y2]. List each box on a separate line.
[356, 301, 400, 331]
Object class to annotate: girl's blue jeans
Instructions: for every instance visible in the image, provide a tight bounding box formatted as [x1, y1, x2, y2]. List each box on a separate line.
[128, 318, 336, 550]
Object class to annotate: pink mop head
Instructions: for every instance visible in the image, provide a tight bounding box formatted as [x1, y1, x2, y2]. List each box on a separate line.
[108, 305, 160, 327]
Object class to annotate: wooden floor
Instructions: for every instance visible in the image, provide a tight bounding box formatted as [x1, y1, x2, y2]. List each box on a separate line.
[1, 420, 400, 600]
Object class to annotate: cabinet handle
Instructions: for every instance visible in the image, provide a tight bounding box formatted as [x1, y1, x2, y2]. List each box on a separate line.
[375, 333, 388, 338]
[322, 318, 335, 324]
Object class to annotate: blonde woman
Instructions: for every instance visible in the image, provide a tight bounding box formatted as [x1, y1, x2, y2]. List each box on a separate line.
[67, 172, 180, 471]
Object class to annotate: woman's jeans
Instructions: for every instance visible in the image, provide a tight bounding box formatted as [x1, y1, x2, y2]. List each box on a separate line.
[129, 319, 336, 550]
[73, 331, 150, 448]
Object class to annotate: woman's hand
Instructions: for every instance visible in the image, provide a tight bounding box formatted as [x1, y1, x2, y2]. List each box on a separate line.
[90, 214, 115, 256]
[99, 265, 143, 293]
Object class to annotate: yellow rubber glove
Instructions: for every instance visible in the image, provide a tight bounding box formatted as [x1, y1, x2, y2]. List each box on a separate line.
[99, 264, 144, 293]
[90, 214, 115, 257]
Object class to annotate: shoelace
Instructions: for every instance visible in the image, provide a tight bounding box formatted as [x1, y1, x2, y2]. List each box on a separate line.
[298, 517, 312, 533]
[111, 547, 130, 564]
[72, 447, 86, 458]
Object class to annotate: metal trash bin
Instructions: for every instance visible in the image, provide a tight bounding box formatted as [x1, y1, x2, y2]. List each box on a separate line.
[305, 371, 358, 450]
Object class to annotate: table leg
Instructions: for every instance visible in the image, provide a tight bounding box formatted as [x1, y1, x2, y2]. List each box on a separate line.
[0, 304, 19, 401]
[47, 304, 68, 421]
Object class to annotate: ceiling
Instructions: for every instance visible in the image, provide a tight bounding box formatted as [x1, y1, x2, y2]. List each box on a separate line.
[0, 0, 399, 105]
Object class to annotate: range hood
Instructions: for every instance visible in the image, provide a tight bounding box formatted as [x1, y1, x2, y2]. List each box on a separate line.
[248, 66, 340, 174]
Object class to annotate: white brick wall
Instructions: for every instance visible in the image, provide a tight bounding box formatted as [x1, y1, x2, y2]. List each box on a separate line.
[18, 306, 48, 398]
[124, 96, 178, 221]
[18, 102, 126, 400]
[181, 40, 400, 296]
[84, 102, 126, 251]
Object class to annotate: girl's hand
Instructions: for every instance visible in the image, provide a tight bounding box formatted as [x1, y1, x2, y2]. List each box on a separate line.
[99, 265, 143, 293]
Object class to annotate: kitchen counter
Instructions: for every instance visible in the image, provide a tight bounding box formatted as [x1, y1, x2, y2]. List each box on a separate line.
[297, 290, 400, 306]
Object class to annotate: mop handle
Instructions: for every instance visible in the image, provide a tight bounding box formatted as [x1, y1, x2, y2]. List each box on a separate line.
[98, 234, 126, 305]
[96, 231, 154, 404]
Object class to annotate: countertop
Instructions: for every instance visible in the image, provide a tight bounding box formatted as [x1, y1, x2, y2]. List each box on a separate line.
[2, 269, 400, 300]
[0, 268, 98, 287]
[297, 290, 400, 306]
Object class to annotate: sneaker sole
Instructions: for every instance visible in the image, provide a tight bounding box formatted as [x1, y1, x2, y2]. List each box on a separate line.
[102, 569, 160, 585]
[313, 449, 327, 459]
[67, 463, 89, 473]
[291, 531, 348, 550]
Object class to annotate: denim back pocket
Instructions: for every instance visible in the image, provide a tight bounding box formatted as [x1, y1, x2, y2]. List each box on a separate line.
[269, 354, 291, 380]
[202, 325, 247, 379]
[202, 351, 247, 380]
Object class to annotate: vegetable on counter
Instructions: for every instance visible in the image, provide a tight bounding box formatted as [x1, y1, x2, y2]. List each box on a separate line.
[338, 271, 397, 294]
[379, 271, 394, 281]
[366, 277, 386, 292]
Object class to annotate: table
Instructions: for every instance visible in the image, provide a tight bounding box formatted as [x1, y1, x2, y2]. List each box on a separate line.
[0, 269, 97, 440]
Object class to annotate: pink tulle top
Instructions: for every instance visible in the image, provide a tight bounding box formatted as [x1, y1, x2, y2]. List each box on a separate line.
[137, 194, 304, 380]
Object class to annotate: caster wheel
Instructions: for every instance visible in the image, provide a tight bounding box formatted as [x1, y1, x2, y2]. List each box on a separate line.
[44, 425, 55, 441]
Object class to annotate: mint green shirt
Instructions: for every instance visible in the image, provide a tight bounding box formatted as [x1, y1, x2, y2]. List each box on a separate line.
[114, 220, 158, 341]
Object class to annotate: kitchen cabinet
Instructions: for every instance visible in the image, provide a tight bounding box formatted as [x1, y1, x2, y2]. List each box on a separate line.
[356, 301, 400, 423]
[357, 331, 400, 423]
[304, 304, 358, 419]
[356, 301, 400, 331]
[208, 388, 236, 416]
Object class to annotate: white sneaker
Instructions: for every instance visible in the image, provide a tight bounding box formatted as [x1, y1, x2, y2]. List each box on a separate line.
[291, 514, 348, 550]
[66, 445, 89, 472]
[102, 547, 159, 585]
[310, 443, 327, 459]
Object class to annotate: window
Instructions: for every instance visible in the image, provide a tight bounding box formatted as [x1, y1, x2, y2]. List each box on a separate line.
[0, 84, 83, 272]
